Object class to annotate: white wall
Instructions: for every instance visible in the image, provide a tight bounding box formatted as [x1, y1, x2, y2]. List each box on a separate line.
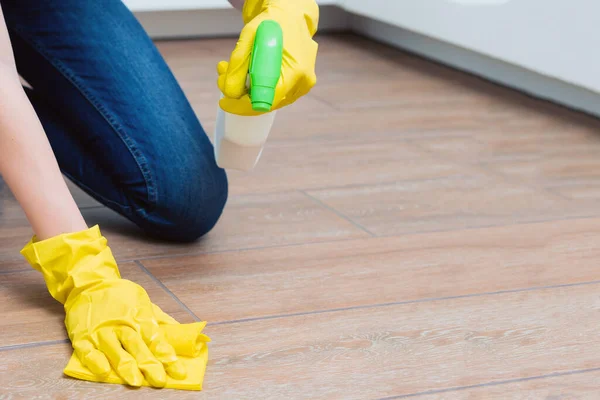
[341, 0, 600, 94]
[124, 0, 337, 12]
[125, 0, 600, 101]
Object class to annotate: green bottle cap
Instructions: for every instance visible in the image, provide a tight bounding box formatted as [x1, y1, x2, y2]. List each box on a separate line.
[249, 20, 283, 112]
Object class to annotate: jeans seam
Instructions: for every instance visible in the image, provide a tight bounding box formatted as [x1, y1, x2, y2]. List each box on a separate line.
[10, 25, 158, 212]
[62, 171, 132, 212]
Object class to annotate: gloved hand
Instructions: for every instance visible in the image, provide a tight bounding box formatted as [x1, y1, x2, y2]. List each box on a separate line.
[63, 304, 211, 391]
[218, 0, 319, 116]
[20, 225, 210, 390]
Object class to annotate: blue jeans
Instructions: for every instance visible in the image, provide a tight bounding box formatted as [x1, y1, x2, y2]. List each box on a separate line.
[2, 0, 228, 242]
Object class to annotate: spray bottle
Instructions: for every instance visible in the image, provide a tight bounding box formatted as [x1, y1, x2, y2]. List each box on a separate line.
[214, 20, 283, 171]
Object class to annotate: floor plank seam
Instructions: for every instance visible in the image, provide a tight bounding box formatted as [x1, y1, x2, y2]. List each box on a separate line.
[302, 173, 488, 193]
[207, 278, 600, 327]
[119, 213, 600, 264]
[122, 236, 364, 263]
[7, 279, 595, 353]
[2, 213, 598, 269]
[374, 366, 600, 399]
[300, 190, 377, 237]
[372, 212, 600, 239]
[307, 93, 341, 111]
[134, 260, 202, 323]
[267, 131, 471, 146]
[0, 339, 69, 352]
[543, 184, 596, 203]
[295, 178, 415, 193]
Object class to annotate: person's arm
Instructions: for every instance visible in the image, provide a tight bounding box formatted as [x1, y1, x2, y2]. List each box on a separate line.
[0, 6, 86, 240]
[0, 7, 210, 389]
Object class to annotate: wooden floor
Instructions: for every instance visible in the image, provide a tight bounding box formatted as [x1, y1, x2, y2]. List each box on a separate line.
[2, 33, 600, 399]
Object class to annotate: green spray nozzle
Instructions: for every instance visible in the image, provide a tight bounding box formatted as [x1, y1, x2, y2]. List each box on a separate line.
[249, 20, 283, 112]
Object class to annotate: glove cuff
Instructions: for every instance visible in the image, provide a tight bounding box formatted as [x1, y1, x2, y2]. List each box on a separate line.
[242, 0, 319, 36]
[20, 225, 121, 304]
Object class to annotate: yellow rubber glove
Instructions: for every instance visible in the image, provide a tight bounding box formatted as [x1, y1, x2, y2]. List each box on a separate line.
[63, 309, 211, 391]
[20, 225, 210, 390]
[218, 0, 319, 116]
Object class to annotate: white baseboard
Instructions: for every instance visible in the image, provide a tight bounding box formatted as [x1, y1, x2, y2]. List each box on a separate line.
[133, 7, 600, 119]
[350, 15, 600, 119]
[133, 5, 349, 39]
[134, 8, 243, 39]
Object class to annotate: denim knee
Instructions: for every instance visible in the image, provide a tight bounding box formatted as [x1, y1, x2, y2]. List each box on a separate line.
[137, 162, 228, 242]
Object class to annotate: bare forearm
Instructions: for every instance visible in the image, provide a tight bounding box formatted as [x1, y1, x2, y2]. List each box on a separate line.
[0, 67, 87, 239]
[0, 7, 86, 239]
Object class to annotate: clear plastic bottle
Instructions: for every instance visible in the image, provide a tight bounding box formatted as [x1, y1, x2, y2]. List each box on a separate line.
[214, 20, 283, 171]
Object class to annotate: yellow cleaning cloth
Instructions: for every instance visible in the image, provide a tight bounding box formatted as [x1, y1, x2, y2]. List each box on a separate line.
[64, 322, 210, 391]
[20, 226, 211, 391]
[64, 346, 208, 391]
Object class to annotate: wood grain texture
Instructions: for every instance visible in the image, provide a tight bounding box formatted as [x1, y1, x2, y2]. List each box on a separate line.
[143, 218, 600, 323]
[311, 76, 499, 112]
[268, 105, 482, 141]
[2, 33, 600, 399]
[307, 170, 588, 236]
[0, 261, 29, 274]
[166, 283, 600, 399]
[412, 129, 600, 212]
[413, 126, 600, 164]
[224, 134, 466, 195]
[410, 370, 600, 399]
[483, 151, 600, 188]
[3, 283, 600, 399]
[553, 183, 600, 202]
[0, 190, 365, 262]
[81, 191, 367, 261]
[0, 262, 194, 347]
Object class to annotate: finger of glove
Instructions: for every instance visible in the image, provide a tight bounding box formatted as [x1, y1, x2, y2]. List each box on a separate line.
[217, 61, 228, 94]
[98, 328, 144, 387]
[73, 339, 111, 378]
[274, 37, 318, 110]
[219, 94, 257, 116]
[140, 314, 177, 364]
[151, 302, 179, 325]
[275, 77, 312, 110]
[150, 337, 187, 380]
[147, 308, 187, 380]
[218, 69, 286, 115]
[217, 60, 229, 76]
[141, 320, 184, 379]
[136, 304, 185, 381]
[164, 360, 187, 380]
[276, 51, 318, 108]
[117, 326, 166, 388]
[148, 334, 179, 365]
[222, 19, 261, 99]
